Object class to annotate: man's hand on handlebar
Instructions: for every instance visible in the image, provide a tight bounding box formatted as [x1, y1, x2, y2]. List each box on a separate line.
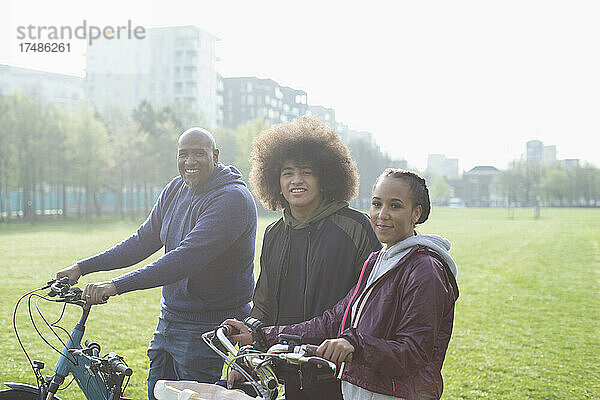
[82, 281, 117, 308]
[221, 319, 253, 345]
[56, 264, 82, 285]
[317, 338, 354, 365]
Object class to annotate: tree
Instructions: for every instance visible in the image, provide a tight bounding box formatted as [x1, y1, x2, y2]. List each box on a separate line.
[9, 93, 47, 222]
[131, 101, 181, 214]
[428, 174, 451, 205]
[232, 118, 270, 179]
[345, 137, 393, 208]
[0, 94, 18, 221]
[68, 104, 113, 219]
[540, 167, 569, 206]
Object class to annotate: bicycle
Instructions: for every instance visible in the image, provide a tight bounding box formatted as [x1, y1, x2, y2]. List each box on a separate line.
[153, 320, 338, 399]
[2, 279, 338, 400]
[1, 278, 133, 400]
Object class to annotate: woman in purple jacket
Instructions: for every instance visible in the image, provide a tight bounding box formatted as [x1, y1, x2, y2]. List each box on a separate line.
[225, 169, 459, 400]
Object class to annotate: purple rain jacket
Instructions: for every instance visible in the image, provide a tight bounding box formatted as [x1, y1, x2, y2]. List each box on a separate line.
[262, 246, 459, 400]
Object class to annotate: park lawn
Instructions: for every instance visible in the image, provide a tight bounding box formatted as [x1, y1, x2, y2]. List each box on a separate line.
[0, 208, 598, 399]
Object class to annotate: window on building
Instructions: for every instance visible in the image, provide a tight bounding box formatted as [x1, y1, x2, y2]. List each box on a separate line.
[295, 94, 307, 104]
[186, 97, 197, 108]
[186, 82, 196, 95]
[275, 87, 283, 99]
[184, 66, 196, 78]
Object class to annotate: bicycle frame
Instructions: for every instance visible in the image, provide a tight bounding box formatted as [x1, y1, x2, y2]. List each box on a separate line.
[45, 307, 109, 400]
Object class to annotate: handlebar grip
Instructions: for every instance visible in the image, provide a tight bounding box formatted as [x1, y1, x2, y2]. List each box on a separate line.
[84, 340, 101, 357]
[109, 358, 132, 376]
[306, 357, 337, 372]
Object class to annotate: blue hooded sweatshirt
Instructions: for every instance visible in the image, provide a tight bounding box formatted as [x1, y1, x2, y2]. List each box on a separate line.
[77, 164, 257, 322]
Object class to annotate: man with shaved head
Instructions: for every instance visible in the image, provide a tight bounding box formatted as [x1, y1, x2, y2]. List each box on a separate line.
[57, 127, 257, 399]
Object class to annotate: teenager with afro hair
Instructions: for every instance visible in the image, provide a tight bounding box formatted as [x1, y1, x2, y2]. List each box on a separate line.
[244, 116, 381, 400]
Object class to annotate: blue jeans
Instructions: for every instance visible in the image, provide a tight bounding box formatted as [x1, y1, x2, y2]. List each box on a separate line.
[146, 311, 224, 400]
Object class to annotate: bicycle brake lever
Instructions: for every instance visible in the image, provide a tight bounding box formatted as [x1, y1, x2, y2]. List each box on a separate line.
[41, 279, 56, 290]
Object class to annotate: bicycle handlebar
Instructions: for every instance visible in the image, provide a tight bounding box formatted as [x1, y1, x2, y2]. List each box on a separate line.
[44, 278, 113, 306]
[207, 326, 338, 373]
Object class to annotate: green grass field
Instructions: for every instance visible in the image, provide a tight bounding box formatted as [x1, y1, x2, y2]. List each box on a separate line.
[0, 208, 598, 399]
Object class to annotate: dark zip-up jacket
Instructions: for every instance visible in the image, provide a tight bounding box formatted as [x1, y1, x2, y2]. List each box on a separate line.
[262, 246, 459, 400]
[250, 203, 381, 325]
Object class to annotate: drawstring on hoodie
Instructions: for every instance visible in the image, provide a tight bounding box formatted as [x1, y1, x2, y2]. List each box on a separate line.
[339, 252, 376, 335]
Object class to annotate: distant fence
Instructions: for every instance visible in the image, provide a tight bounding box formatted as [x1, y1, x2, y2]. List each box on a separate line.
[0, 187, 162, 219]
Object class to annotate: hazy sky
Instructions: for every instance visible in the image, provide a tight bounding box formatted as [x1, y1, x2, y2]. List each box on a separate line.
[2, 0, 599, 171]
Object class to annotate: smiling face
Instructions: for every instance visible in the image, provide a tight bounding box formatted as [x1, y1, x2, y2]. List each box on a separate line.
[177, 130, 219, 188]
[370, 176, 422, 247]
[279, 160, 324, 221]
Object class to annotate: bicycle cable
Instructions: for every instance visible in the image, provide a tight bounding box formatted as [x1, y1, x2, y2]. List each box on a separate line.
[85, 368, 109, 400]
[27, 294, 78, 367]
[57, 376, 75, 391]
[12, 287, 45, 383]
[122, 374, 131, 393]
[33, 295, 72, 346]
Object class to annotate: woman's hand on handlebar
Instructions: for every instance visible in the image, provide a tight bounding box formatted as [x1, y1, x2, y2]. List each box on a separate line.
[317, 338, 354, 365]
[221, 319, 253, 345]
[82, 281, 117, 308]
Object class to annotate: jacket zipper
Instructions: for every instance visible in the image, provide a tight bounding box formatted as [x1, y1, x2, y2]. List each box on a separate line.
[303, 227, 311, 321]
[273, 222, 289, 325]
